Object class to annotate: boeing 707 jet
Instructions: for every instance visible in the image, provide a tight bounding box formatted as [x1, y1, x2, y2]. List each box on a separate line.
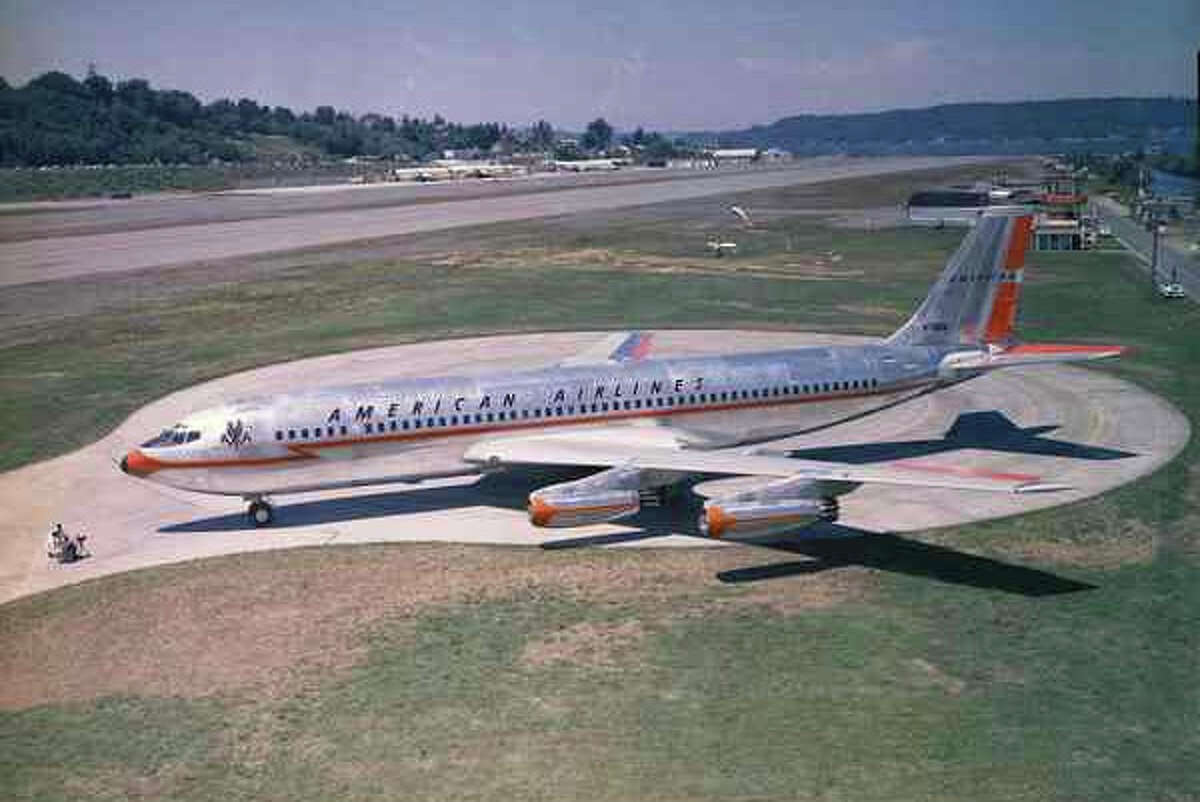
[120, 208, 1123, 537]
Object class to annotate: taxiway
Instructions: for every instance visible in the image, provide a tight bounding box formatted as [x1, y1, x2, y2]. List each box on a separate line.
[0, 330, 1187, 604]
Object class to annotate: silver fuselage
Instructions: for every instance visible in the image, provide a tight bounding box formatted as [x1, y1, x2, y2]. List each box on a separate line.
[133, 342, 969, 496]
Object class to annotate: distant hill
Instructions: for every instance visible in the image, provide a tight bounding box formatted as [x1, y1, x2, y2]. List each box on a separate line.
[706, 98, 1197, 156]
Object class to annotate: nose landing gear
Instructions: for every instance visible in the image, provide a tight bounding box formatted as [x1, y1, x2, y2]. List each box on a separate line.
[245, 497, 275, 527]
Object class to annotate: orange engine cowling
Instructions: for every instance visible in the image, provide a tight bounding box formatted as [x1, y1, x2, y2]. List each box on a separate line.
[528, 489, 640, 528]
[699, 497, 836, 540]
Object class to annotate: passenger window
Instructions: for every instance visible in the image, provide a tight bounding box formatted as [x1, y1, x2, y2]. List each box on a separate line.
[313, 428, 321, 438]
[187, 431, 200, 442]
[402, 420, 410, 430]
[555, 407, 563, 416]
[275, 431, 283, 441]
[414, 420, 422, 429]
[439, 417, 446, 426]
[340, 426, 348, 435]
[427, 418, 435, 427]
[302, 428, 310, 437]
[288, 430, 296, 440]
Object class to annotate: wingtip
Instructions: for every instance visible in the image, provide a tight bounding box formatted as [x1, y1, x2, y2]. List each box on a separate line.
[1014, 481, 1073, 494]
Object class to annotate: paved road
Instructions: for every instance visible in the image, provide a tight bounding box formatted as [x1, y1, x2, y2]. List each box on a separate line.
[0, 157, 992, 288]
[1093, 196, 1199, 300]
[1, 330, 1187, 604]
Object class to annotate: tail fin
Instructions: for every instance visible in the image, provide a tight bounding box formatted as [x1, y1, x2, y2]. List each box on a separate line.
[889, 209, 1034, 347]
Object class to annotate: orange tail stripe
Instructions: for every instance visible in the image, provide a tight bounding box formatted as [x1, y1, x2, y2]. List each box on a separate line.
[984, 280, 1021, 343]
[1004, 216, 1033, 270]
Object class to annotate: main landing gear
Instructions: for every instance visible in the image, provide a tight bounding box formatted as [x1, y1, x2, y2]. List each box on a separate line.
[245, 497, 275, 527]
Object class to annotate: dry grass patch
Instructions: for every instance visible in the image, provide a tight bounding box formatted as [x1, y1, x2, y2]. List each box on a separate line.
[906, 657, 967, 696]
[0, 542, 873, 710]
[721, 563, 876, 616]
[428, 246, 866, 281]
[521, 620, 647, 669]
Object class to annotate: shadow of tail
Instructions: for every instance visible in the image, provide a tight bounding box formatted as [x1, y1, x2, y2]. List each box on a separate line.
[718, 525, 1096, 597]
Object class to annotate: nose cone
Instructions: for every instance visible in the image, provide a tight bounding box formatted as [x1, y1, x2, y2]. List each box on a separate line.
[120, 449, 160, 477]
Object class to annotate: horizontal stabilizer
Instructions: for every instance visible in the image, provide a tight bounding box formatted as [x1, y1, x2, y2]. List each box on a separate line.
[941, 343, 1126, 373]
[559, 331, 654, 366]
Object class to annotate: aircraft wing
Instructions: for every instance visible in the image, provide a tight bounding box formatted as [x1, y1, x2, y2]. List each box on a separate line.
[558, 331, 654, 366]
[463, 430, 1066, 494]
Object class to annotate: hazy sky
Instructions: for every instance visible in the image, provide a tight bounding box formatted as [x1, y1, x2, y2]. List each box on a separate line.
[1, 0, 1196, 130]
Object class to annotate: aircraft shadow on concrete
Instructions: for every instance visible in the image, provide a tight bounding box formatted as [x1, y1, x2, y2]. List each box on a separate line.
[783, 410, 1135, 464]
[159, 435, 1095, 596]
[158, 469, 588, 534]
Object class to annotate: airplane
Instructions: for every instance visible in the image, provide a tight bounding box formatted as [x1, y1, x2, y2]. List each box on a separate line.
[120, 208, 1124, 537]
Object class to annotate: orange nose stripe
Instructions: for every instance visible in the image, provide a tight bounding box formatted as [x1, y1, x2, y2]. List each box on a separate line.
[122, 449, 163, 477]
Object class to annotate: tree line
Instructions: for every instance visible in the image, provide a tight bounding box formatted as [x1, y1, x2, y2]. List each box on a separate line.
[0, 69, 554, 167]
[0, 69, 698, 168]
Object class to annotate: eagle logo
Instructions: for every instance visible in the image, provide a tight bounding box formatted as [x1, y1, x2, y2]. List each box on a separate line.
[221, 419, 252, 449]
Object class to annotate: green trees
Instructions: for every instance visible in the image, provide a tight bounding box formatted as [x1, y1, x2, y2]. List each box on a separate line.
[0, 70, 529, 167]
[529, 119, 555, 151]
[581, 117, 613, 152]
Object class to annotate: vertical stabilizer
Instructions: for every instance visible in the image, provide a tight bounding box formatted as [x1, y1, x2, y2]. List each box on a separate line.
[888, 209, 1033, 347]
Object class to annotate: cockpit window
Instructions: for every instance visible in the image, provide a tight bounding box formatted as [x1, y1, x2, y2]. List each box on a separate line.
[141, 426, 201, 448]
[141, 429, 175, 448]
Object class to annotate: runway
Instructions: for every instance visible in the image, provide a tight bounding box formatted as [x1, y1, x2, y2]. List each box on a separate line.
[0, 157, 991, 288]
[0, 330, 1187, 604]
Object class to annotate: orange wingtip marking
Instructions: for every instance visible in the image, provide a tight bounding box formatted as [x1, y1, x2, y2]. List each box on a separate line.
[1004, 343, 1127, 355]
[894, 460, 1040, 483]
[629, 334, 654, 360]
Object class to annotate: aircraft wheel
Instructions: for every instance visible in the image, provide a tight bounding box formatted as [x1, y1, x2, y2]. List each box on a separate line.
[248, 500, 274, 527]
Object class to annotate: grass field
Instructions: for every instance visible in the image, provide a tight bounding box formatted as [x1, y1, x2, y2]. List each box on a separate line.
[2, 162, 1198, 800]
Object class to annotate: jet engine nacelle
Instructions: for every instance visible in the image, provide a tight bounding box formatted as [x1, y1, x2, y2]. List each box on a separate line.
[528, 465, 644, 528]
[529, 489, 640, 527]
[699, 477, 838, 540]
